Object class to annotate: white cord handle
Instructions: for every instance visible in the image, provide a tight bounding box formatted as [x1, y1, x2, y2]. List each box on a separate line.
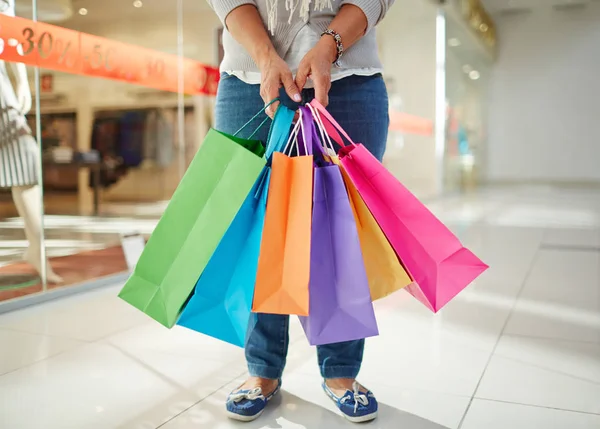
[306, 103, 335, 155]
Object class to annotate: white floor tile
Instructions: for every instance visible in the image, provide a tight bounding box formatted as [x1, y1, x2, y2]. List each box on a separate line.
[476, 341, 600, 414]
[289, 304, 495, 397]
[492, 335, 600, 384]
[0, 286, 148, 341]
[504, 249, 600, 342]
[103, 322, 246, 362]
[461, 399, 600, 429]
[160, 373, 469, 429]
[543, 227, 600, 249]
[0, 328, 85, 375]
[0, 342, 245, 429]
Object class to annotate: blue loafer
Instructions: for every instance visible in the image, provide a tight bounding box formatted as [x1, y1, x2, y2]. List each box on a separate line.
[322, 381, 378, 423]
[226, 380, 281, 422]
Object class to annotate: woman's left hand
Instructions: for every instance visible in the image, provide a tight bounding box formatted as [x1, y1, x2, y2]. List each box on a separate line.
[295, 36, 338, 107]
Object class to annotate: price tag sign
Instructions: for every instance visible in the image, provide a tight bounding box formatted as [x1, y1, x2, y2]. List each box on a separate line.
[0, 14, 34, 64]
[0, 16, 80, 73]
[33, 22, 80, 73]
[0, 14, 219, 95]
[138, 46, 178, 92]
[80, 33, 126, 80]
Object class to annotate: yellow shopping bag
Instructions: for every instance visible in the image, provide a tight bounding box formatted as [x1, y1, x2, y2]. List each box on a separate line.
[332, 157, 412, 301]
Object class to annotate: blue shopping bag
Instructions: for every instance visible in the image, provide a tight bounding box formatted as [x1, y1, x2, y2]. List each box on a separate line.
[177, 106, 295, 346]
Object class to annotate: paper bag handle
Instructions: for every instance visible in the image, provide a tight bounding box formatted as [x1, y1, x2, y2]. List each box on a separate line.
[309, 99, 357, 148]
[233, 98, 279, 139]
[266, 106, 296, 158]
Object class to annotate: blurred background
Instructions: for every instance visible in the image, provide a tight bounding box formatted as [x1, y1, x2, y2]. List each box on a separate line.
[0, 1, 599, 428]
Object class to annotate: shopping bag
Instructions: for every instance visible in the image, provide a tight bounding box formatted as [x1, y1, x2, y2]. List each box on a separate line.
[118, 106, 272, 328]
[336, 159, 413, 300]
[176, 107, 295, 346]
[295, 107, 378, 345]
[253, 111, 314, 316]
[305, 103, 411, 302]
[310, 100, 488, 312]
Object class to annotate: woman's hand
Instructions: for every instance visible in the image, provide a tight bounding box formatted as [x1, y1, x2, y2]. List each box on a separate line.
[223, 5, 301, 118]
[295, 36, 337, 107]
[258, 48, 302, 117]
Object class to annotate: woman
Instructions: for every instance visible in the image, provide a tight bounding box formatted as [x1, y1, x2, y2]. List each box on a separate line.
[208, 0, 394, 423]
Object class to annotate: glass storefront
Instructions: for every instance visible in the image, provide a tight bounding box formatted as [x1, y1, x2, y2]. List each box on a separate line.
[0, 0, 220, 303]
[443, 1, 494, 193]
[0, 0, 497, 306]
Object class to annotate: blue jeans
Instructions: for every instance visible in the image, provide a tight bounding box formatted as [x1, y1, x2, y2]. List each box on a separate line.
[215, 73, 389, 380]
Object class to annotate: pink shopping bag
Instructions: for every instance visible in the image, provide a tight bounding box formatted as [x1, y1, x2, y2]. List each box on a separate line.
[309, 100, 488, 312]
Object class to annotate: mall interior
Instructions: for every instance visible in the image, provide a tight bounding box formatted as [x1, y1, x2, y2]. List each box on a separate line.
[0, 0, 599, 427]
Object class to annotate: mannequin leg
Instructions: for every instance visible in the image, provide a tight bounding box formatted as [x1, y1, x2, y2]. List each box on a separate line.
[11, 185, 63, 284]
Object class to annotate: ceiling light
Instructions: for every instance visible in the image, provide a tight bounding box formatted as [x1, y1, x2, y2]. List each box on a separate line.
[462, 64, 473, 73]
[448, 38, 461, 47]
[133, 0, 143, 7]
[469, 70, 481, 80]
[78, 7, 88, 15]
[479, 23, 489, 32]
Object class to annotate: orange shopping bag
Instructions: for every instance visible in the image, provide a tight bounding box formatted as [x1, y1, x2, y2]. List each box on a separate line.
[253, 151, 314, 316]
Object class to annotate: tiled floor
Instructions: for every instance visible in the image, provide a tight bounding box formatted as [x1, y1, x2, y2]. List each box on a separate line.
[0, 186, 599, 429]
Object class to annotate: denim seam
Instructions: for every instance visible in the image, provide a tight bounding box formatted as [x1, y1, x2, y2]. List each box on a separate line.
[280, 315, 289, 368]
[320, 364, 361, 379]
[247, 362, 285, 378]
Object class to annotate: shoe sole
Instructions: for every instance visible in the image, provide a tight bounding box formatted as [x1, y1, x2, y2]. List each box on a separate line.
[226, 409, 264, 422]
[344, 411, 378, 423]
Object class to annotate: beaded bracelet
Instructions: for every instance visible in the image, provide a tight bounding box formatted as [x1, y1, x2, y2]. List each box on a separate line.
[321, 29, 344, 68]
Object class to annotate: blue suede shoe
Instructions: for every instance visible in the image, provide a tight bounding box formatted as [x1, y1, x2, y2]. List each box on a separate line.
[226, 380, 281, 422]
[322, 381, 378, 423]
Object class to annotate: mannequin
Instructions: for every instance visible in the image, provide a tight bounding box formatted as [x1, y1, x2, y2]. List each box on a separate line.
[0, 0, 62, 283]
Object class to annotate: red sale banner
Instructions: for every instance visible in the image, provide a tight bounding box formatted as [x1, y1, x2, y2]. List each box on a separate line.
[0, 15, 219, 95]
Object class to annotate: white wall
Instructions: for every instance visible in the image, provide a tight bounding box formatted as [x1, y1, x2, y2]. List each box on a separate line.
[487, 5, 600, 183]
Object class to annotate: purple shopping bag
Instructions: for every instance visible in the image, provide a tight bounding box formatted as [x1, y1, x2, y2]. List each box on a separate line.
[297, 107, 378, 346]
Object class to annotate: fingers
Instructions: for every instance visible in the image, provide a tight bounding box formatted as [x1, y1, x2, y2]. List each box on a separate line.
[260, 79, 280, 118]
[266, 100, 279, 118]
[295, 61, 310, 91]
[313, 72, 331, 108]
[281, 71, 302, 103]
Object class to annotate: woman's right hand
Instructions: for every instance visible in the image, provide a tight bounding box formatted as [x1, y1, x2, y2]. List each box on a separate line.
[257, 48, 302, 118]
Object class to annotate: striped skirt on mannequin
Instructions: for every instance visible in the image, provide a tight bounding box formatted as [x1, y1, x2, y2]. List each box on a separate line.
[0, 104, 39, 188]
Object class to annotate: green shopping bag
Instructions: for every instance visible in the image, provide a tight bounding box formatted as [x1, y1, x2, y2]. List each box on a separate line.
[118, 104, 278, 328]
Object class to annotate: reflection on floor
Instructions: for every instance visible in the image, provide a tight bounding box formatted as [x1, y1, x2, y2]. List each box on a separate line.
[0, 192, 165, 269]
[0, 246, 128, 302]
[0, 213, 156, 302]
[0, 186, 599, 428]
[0, 215, 158, 267]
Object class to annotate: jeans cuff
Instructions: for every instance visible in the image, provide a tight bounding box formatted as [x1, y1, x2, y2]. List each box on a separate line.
[321, 365, 361, 379]
[248, 363, 284, 380]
